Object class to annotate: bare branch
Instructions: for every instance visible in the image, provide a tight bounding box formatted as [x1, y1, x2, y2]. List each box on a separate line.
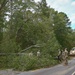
[19, 44, 41, 53]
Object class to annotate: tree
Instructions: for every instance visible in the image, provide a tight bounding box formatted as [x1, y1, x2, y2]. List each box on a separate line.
[6, 0, 37, 49]
[37, 0, 50, 18]
[69, 30, 75, 47]
[53, 12, 72, 49]
[0, 0, 7, 43]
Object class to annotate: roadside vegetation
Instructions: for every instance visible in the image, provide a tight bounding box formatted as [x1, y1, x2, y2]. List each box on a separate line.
[0, 0, 75, 71]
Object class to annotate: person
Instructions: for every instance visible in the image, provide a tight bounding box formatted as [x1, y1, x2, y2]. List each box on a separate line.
[29, 51, 33, 57]
[58, 49, 62, 62]
[37, 50, 41, 57]
[62, 48, 68, 66]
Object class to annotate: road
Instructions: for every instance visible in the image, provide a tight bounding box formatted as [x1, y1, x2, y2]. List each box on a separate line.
[0, 58, 75, 75]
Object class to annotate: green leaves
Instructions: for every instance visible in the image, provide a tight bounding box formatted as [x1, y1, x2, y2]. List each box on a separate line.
[0, 0, 75, 70]
[53, 12, 72, 49]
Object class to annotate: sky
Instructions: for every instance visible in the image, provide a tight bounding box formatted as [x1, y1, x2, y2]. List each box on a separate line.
[35, 0, 75, 29]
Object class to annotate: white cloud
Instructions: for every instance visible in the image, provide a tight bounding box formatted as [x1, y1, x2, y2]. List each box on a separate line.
[69, 13, 75, 29]
[70, 14, 75, 24]
[56, 0, 70, 3]
[34, 0, 40, 2]
[71, 1, 75, 6]
[46, 0, 71, 12]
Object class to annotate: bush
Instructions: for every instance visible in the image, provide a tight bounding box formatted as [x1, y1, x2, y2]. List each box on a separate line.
[12, 55, 37, 71]
[0, 39, 21, 53]
[0, 53, 58, 71]
[12, 54, 58, 71]
[36, 56, 58, 68]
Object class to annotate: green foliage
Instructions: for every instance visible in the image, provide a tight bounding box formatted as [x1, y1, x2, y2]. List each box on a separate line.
[0, 0, 74, 71]
[12, 55, 37, 71]
[69, 30, 75, 48]
[0, 56, 7, 69]
[37, 0, 49, 17]
[11, 55, 58, 71]
[0, 0, 7, 43]
[0, 38, 21, 53]
[53, 12, 72, 49]
[36, 56, 58, 68]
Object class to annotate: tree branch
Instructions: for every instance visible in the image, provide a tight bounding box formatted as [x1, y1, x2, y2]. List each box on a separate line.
[19, 44, 41, 53]
[0, 0, 8, 12]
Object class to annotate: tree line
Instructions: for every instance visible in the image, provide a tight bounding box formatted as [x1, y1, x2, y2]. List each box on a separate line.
[0, 0, 75, 70]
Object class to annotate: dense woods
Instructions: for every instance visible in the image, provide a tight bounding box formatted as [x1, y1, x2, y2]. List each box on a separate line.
[0, 0, 75, 70]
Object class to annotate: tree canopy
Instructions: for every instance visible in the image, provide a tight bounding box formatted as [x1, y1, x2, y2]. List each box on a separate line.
[0, 0, 74, 54]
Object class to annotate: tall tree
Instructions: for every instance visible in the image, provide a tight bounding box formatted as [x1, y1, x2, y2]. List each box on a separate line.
[37, 0, 49, 18]
[0, 0, 7, 43]
[53, 12, 72, 49]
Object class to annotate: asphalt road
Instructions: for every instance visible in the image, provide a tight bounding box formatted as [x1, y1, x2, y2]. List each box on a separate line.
[17, 58, 75, 75]
[0, 58, 75, 75]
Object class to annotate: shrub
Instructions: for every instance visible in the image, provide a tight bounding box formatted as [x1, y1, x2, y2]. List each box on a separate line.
[12, 55, 37, 71]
